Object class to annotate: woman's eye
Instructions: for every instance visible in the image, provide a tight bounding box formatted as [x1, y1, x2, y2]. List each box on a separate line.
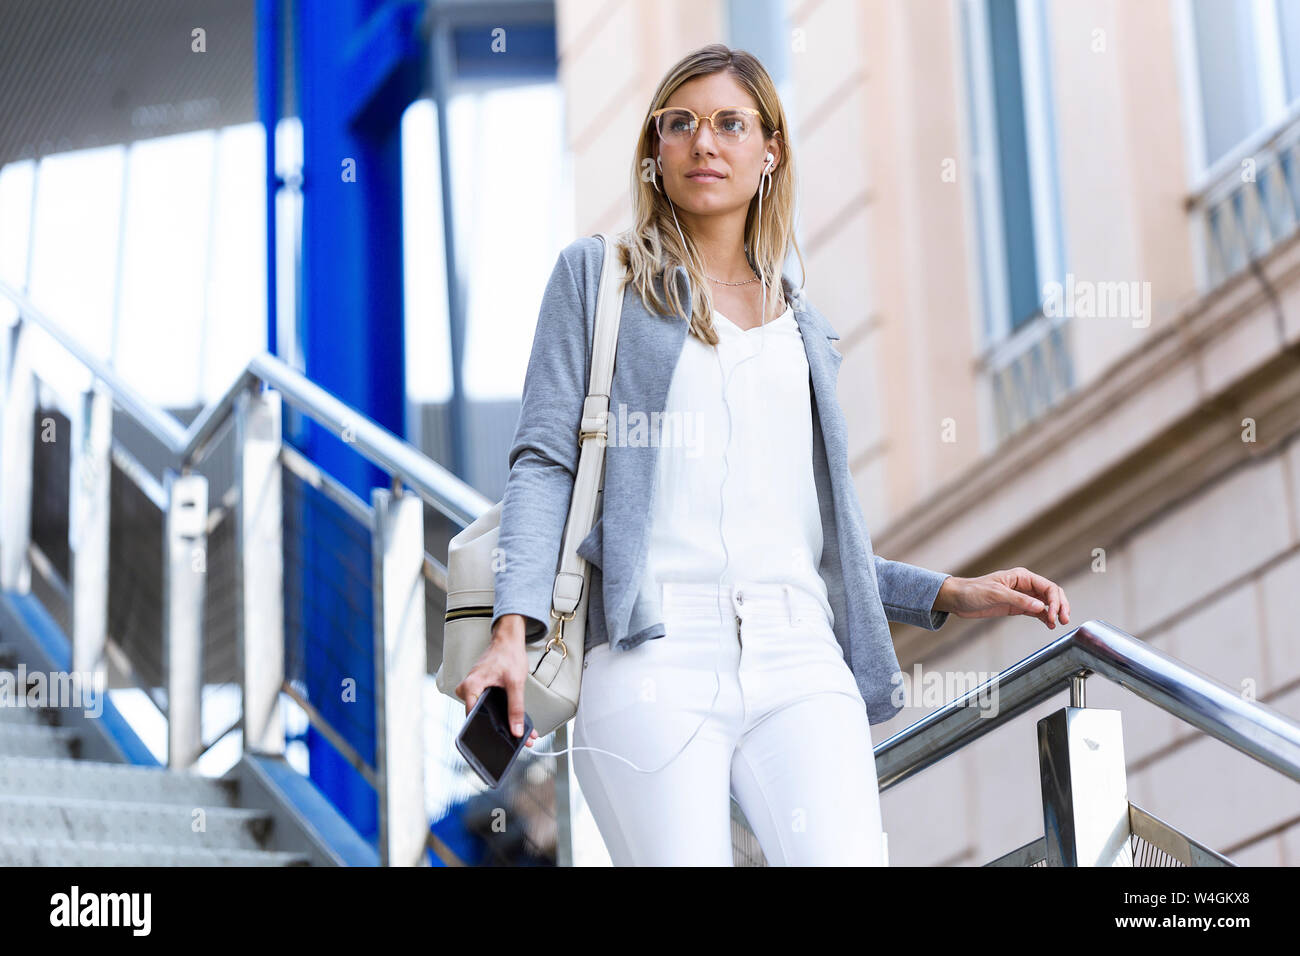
[719, 115, 748, 135]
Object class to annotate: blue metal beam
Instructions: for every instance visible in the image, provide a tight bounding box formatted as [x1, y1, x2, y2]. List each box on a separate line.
[279, 0, 426, 849]
[341, 1, 428, 131]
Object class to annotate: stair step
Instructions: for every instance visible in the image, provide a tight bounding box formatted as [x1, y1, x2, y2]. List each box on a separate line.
[0, 836, 310, 866]
[0, 723, 80, 758]
[0, 699, 57, 726]
[0, 795, 272, 851]
[0, 756, 237, 807]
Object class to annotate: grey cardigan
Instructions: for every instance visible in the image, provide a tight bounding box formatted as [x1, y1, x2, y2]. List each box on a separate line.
[492, 235, 951, 724]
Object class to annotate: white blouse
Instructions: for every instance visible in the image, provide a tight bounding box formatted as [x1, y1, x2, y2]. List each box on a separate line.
[637, 304, 835, 629]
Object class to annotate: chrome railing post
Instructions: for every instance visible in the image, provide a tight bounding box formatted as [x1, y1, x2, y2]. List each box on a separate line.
[1038, 706, 1133, 866]
[69, 384, 112, 690]
[163, 468, 207, 769]
[234, 386, 285, 755]
[0, 319, 35, 594]
[1069, 672, 1086, 707]
[371, 485, 428, 866]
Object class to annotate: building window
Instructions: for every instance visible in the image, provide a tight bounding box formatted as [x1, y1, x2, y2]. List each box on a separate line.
[961, 0, 1072, 442]
[1180, 0, 1300, 290]
[962, 0, 1066, 340]
[1183, 0, 1300, 176]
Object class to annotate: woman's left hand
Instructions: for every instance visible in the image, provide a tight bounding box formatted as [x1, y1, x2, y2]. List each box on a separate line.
[933, 567, 1071, 628]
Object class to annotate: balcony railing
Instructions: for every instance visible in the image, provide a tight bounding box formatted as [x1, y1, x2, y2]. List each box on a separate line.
[978, 308, 1076, 444]
[1188, 100, 1300, 293]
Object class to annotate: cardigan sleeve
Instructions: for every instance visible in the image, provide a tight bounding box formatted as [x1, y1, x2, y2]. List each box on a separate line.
[875, 555, 951, 630]
[491, 243, 593, 644]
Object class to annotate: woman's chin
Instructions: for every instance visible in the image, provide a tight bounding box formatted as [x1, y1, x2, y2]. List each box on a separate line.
[671, 195, 744, 217]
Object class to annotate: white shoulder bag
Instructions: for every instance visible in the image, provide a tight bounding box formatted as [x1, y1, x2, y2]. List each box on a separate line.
[436, 231, 625, 738]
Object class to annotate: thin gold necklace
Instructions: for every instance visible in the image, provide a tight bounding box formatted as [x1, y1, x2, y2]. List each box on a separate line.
[706, 268, 759, 286]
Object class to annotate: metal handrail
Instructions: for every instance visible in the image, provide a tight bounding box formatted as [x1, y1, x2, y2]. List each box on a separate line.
[3, 273, 491, 867]
[0, 278, 493, 529]
[875, 618, 1300, 791]
[0, 281, 190, 450]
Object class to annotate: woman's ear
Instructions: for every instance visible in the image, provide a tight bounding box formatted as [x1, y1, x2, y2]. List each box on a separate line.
[766, 133, 782, 172]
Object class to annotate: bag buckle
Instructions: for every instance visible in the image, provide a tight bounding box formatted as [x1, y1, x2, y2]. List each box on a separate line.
[546, 607, 575, 659]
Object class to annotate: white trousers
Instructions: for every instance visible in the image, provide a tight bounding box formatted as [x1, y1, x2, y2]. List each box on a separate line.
[573, 579, 887, 866]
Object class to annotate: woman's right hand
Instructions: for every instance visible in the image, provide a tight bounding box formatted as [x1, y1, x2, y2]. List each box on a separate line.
[454, 614, 541, 748]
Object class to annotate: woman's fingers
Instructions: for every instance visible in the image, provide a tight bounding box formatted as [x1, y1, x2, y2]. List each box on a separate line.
[1009, 567, 1068, 627]
[997, 578, 1045, 618]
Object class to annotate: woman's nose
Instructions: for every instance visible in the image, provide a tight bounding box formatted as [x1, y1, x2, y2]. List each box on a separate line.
[691, 123, 720, 154]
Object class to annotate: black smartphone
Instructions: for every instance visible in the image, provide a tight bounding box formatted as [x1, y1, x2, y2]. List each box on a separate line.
[456, 685, 534, 789]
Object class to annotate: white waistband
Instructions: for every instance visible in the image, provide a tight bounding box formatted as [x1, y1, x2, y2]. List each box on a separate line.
[661, 579, 825, 625]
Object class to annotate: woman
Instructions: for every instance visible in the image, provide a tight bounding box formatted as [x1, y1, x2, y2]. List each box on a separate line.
[456, 43, 1070, 865]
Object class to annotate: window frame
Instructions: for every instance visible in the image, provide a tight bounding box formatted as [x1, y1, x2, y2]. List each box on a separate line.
[1176, 0, 1300, 190]
[959, 0, 1067, 352]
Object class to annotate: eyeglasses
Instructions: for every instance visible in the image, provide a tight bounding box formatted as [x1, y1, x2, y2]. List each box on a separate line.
[649, 107, 771, 145]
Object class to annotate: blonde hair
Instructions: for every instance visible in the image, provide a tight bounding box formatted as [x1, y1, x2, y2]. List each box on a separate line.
[617, 43, 804, 345]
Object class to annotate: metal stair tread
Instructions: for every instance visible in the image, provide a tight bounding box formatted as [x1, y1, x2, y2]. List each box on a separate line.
[0, 793, 274, 853]
[0, 723, 79, 740]
[0, 755, 238, 806]
[0, 722, 80, 755]
[0, 835, 311, 866]
[0, 701, 57, 724]
[0, 792, 269, 819]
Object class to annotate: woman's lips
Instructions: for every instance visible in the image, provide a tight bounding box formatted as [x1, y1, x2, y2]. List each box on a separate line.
[686, 172, 725, 183]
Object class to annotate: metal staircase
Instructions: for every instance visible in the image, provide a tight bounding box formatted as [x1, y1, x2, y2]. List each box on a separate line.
[0, 639, 311, 865]
[0, 272, 489, 867]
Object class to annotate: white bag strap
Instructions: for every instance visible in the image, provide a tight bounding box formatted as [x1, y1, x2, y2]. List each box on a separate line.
[551, 232, 625, 622]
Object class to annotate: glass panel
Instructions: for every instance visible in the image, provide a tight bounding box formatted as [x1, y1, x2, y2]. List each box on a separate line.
[115, 130, 214, 408]
[961, 0, 999, 341]
[202, 122, 266, 405]
[986, 0, 1040, 331]
[27, 144, 125, 398]
[448, 82, 574, 402]
[0, 159, 35, 293]
[1191, 0, 1265, 166]
[401, 98, 453, 406]
[1277, 0, 1300, 103]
